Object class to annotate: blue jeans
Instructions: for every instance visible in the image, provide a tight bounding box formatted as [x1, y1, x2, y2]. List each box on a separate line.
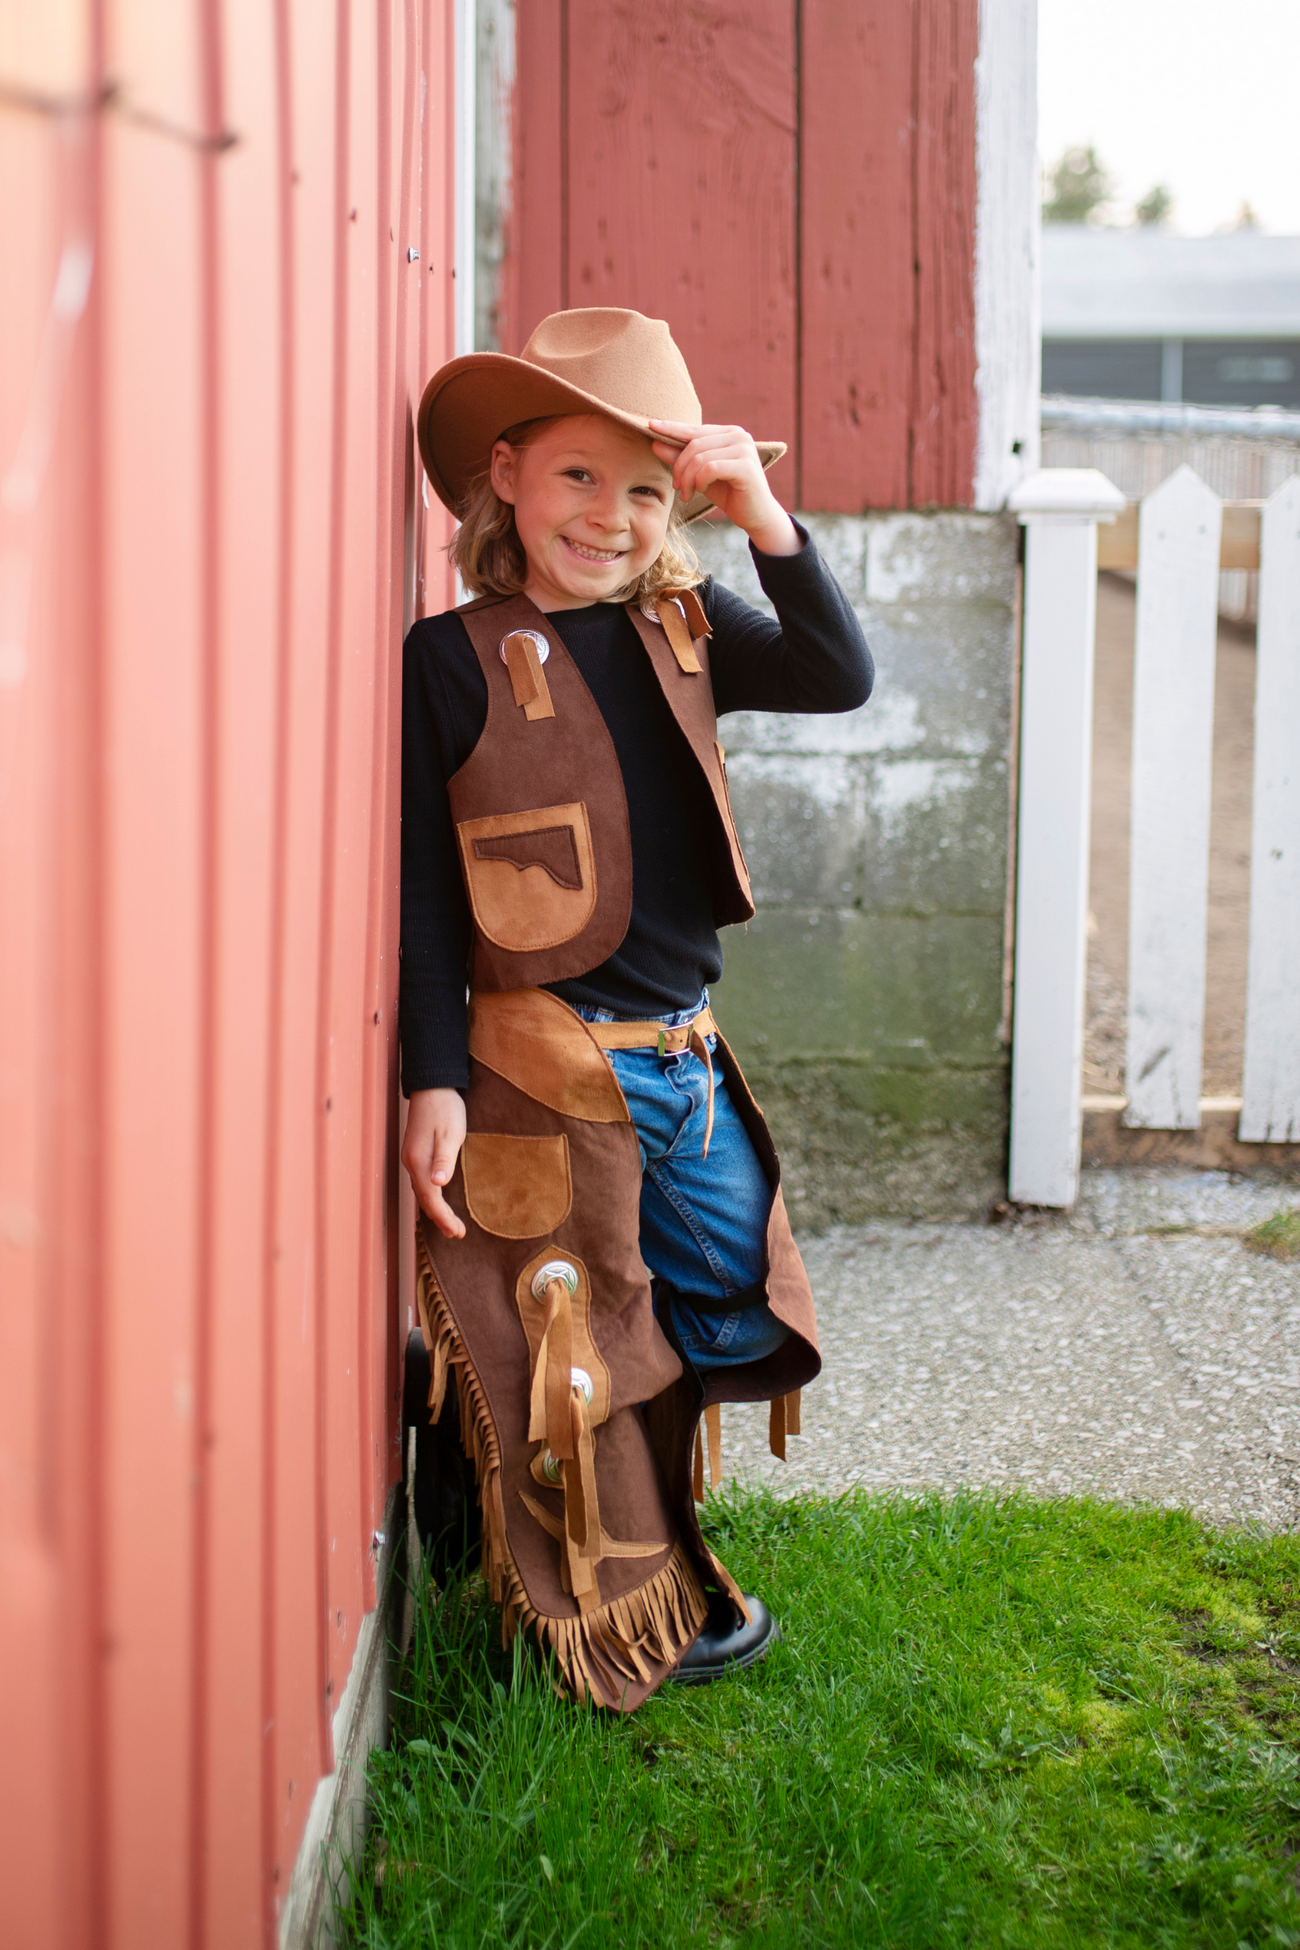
[571, 997, 791, 1372]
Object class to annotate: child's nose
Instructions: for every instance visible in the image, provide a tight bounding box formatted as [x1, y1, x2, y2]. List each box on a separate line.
[585, 488, 628, 531]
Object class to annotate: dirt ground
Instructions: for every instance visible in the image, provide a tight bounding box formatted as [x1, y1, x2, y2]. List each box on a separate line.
[1085, 572, 1256, 1099]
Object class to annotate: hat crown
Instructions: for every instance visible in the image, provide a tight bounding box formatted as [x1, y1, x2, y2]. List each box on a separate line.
[519, 308, 701, 426]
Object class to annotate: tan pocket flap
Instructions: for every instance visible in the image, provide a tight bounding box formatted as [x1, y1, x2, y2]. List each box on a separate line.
[461, 1132, 572, 1239]
[457, 803, 597, 952]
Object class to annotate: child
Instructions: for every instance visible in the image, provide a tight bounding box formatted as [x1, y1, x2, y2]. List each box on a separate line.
[401, 308, 872, 1710]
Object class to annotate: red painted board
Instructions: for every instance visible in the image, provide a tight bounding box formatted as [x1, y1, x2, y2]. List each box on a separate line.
[911, 0, 978, 508]
[563, 0, 798, 507]
[503, 0, 564, 351]
[200, 0, 281, 1936]
[799, 0, 915, 511]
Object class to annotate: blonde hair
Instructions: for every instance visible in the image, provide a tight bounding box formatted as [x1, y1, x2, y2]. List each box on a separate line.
[448, 416, 705, 604]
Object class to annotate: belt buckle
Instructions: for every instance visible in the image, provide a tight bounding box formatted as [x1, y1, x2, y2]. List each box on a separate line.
[657, 1027, 667, 1057]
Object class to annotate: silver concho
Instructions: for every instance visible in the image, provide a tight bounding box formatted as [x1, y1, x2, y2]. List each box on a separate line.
[530, 1259, 579, 1302]
[570, 1367, 594, 1405]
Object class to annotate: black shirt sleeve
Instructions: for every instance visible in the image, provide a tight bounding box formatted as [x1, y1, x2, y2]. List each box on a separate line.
[704, 522, 873, 717]
[398, 621, 483, 1095]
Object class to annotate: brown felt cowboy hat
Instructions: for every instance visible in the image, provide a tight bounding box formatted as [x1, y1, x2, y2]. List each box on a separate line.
[417, 307, 786, 523]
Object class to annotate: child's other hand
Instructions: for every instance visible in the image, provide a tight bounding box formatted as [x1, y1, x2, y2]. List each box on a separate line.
[402, 1087, 467, 1240]
[649, 420, 800, 557]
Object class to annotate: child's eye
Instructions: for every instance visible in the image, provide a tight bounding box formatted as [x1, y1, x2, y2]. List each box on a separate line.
[563, 468, 594, 483]
[631, 485, 666, 501]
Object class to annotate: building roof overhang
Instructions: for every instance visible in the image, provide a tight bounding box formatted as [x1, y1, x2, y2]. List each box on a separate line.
[1042, 227, 1300, 340]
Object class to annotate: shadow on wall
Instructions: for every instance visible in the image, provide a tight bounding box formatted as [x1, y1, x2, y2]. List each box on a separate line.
[696, 511, 1021, 1226]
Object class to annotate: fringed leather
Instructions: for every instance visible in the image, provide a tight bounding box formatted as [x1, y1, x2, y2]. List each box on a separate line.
[416, 1225, 709, 1709]
[768, 1388, 802, 1461]
[704, 1402, 722, 1488]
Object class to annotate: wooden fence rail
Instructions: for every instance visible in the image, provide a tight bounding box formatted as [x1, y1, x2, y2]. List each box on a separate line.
[1009, 466, 1300, 1205]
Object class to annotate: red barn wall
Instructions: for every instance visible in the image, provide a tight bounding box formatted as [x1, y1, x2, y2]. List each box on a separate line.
[0, 4, 456, 1945]
[501, 0, 979, 512]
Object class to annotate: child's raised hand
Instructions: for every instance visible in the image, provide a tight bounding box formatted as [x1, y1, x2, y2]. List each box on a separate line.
[401, 1087, 467, 1240]
[649, 420, 800, 556]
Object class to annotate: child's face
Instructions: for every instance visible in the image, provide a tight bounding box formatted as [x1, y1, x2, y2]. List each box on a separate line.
[489, 414, 677, 610]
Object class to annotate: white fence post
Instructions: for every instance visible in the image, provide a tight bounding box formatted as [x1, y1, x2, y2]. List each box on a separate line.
[1008, 468, 1126, 1207]
[1241, 474, 1300, 1141]
[1125, 467, 1223, 1129]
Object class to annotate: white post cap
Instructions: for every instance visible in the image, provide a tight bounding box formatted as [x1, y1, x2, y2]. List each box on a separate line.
[1008, 468, 1127, 522]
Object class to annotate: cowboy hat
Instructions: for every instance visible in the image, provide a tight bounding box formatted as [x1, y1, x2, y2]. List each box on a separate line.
[417, 307, 786, 523]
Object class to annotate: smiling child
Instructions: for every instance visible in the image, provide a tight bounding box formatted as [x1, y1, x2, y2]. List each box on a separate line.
[400, 308, 872, 1710]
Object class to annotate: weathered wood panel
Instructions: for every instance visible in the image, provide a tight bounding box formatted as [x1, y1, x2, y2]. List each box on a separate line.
[501, 0, 563, 348]
[799, 1, 914, 509]
[505, 0, 983, 512]
[1125, 467, 1223, 1129]
[1240, 475, 1300, 1141]
[972, 0, 1040, 510]
[563, 0, 798, 507]
[911, 0, 979, 509]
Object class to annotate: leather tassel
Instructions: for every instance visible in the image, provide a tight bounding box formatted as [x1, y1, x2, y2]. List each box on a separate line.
[502, 630, 556, 719]
[655, 597, 703, 674]
[563, 1391, 596, 1552]
[768, 1391, 787, 1461]
[528, 1277, 576, 1456]
[688, 1023, 715, 1157]
[704, 1401, 722, 1489]
[679, 587, 711, 640]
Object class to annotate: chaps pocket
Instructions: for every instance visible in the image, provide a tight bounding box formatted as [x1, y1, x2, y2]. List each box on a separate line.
[461, 1132, 573, 1239]
[456, 802, 597, 952]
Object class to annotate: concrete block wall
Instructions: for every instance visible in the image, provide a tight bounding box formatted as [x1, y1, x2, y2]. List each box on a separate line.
[695, 512, 1021, 1225]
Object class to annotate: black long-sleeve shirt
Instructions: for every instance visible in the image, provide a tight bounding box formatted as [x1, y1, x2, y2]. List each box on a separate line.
[399, 526, 873, 1093]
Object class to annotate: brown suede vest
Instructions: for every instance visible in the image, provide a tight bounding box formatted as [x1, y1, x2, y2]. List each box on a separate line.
[448, 591, 753, 993]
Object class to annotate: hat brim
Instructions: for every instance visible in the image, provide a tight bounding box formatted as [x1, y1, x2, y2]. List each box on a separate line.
[417, 351, 786, 524]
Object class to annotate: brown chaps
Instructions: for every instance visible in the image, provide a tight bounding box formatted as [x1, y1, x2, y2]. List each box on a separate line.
[416, 986, 819, 1713]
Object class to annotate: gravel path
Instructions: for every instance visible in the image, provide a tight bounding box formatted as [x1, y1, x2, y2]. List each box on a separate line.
[721, 1170, 1300, 1529]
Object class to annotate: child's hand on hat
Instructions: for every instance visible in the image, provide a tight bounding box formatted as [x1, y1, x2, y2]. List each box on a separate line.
[649, 421, 801, 557]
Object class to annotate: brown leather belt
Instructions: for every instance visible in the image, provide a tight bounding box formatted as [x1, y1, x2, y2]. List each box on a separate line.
[586, 1007, 718, 1155]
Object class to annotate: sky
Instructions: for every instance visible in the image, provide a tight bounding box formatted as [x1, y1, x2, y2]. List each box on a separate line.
[1038, 0, 1300, 235]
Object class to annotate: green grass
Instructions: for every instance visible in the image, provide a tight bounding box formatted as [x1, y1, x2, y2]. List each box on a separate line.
[1245, 1210, 1300, 1263]
[344, 1489, 1300, 1948]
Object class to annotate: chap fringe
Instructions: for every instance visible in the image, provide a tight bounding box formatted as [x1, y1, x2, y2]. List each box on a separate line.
[415, 1228, 709, 1710]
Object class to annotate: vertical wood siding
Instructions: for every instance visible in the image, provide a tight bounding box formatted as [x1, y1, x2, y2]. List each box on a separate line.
[501, 0, 979, 512]
[0, 3, 457, 1944]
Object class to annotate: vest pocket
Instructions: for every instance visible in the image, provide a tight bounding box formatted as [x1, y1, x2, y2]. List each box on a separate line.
[461, 1132, 573, 1239]
[456, 802, 597, 952]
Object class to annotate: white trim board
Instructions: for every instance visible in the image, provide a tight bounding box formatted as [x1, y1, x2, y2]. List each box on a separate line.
[973, 0, 1040, 511]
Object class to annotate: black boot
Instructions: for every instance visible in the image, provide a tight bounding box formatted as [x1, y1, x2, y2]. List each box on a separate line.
[402, 1329, 482, 1588]
[667, 1589, 780, 1684]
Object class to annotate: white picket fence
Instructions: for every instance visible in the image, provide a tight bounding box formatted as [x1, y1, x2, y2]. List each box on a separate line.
[1008, 465, 1300, 1207]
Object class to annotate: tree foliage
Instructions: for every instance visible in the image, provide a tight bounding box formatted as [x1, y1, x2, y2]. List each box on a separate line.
[1043, 144, 1113, 225]
[1135, 183, 1174, 227]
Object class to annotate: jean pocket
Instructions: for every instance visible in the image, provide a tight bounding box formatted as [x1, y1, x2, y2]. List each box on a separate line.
[672, 1300, 737, 1357]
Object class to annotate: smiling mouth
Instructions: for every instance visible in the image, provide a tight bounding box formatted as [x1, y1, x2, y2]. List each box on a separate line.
[561, 536, 627, 565]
